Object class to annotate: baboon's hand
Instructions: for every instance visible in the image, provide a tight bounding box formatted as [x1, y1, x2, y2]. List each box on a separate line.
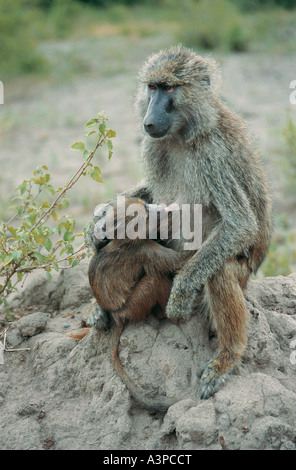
[86, 202, 114, 251]
[166, 279, 194, 321]
[85, 221, 98, 250]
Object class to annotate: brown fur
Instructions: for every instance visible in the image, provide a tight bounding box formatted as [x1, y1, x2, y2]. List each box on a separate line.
[88, 197, 187, 412]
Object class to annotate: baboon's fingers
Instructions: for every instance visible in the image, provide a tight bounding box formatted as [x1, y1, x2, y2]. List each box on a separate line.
[166, 285, 194, 321]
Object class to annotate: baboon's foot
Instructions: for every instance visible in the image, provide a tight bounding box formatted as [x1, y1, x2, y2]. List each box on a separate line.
[198, 359, 232, 400]
[86, 302, 110, 330]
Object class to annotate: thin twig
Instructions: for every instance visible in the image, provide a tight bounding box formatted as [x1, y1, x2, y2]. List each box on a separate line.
[3, 329, 30, 352]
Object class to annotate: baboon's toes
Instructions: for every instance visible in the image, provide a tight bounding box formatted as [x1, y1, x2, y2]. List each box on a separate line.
[87, 304, 110, 330]
[198, 360, 232, 400]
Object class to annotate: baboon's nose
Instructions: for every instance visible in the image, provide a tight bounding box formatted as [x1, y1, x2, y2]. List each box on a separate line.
[144, 122, 154, 132]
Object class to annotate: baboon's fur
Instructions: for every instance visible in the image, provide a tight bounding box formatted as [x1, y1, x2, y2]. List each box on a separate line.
[88, 197, 187, 412]
[133, 45, 272, 398]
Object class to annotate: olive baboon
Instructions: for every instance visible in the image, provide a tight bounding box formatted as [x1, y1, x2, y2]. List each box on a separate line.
[88, 45, 272, 401]
[87, 197, 188, 412]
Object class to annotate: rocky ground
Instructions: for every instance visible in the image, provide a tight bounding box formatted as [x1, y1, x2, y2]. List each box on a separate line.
[0, 261, 295, 450]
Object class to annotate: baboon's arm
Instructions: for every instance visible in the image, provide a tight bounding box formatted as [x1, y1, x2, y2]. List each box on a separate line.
[166, 156, 258, 320]
[122, 180, 153, 203]
[87, 181, 152, 252]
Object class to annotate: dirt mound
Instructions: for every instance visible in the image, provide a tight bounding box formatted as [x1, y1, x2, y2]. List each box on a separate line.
[1, 262, 295, 450]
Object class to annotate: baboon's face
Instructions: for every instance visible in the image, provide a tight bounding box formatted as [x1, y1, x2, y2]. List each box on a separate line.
[143, 83, 177, 138]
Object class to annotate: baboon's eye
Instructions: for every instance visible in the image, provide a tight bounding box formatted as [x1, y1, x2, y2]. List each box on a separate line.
[163, 84, 175, 93]
[148, 84, 157, 92]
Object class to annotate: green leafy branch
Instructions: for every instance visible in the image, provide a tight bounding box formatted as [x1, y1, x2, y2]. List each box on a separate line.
[0, 112, 116, 319]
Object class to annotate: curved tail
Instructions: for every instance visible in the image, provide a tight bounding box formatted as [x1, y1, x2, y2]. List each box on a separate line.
[110, 322, 178, 413]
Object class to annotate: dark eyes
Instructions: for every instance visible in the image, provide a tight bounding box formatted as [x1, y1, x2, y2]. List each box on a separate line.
[163, 84, 175, 93]
[148, 84, 176, 93]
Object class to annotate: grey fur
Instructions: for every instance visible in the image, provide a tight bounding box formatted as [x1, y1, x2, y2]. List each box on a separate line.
[134, 45, 271, 318]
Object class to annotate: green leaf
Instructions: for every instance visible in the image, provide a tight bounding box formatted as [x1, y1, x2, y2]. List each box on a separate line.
[7, 226, 16, 237]
[63, 231, 73, 242]
[107, 140, 113, 160]
[32, 229, 40, 243]
[19, 182, 28, 195]
[46, 184, 56, 195]
[90, 166, 105, 183]
[71, 259, 79, 267]
[46, 270, 52, 281]
[17, 272, 23, 282]
[2, 253, 13, 267]
[99, 123, 106, 134]
[71, 141, 85, 151]
[52, 210, 61, 222]
[107, 129, 116, 138]
[33, 252, 48, 263]
[5, 308, 14, 321]
[33, 177, 45, 185]
[52, 262, 59, 272]
[44, 238, 52, 252]
[61, 198, 70, 209]
[12, 249, 22, 263]
[85, 118, 98, 127]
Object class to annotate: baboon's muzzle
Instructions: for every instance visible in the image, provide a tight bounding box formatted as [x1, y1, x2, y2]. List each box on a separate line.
[143, 90, 172, 138]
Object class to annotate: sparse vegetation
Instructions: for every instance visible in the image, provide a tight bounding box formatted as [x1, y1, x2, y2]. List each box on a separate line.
[1, 0, 296, 79]
[0, 113, 116, 318]
[178, 0, 250, 52]
[260, 215, 296, 277]
[282, 113, 296, 193]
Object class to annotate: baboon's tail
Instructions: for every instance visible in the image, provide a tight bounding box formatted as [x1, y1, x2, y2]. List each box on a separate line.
[110, 322, 178, 413]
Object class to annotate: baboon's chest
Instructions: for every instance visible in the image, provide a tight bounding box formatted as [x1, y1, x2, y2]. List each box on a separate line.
[146, 147, 210, 207]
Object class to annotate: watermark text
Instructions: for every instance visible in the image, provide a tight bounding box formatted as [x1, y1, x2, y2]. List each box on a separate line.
[93, 197, 202, 251]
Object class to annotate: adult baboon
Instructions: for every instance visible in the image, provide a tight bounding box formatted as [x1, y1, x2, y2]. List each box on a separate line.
[88, 197, 188, 412]
[89, 45, 272, 400]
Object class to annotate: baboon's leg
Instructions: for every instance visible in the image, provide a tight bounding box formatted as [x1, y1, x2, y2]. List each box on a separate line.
[116, 276, 163, 322]
[152, 277, 173, 319]
[199, 259, 250, 399]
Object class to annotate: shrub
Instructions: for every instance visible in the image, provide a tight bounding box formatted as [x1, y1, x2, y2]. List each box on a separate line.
[178, 0, 250, 52]
[0, 0, 46, 78]
[0, 112, 116, 319]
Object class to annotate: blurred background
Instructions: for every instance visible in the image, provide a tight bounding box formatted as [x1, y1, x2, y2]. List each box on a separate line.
[0, 0, 295, 277]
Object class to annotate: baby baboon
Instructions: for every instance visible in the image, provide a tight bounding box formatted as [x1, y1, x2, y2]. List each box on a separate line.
[88, 197, 187, 412]
[89, 45, 272, 400]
